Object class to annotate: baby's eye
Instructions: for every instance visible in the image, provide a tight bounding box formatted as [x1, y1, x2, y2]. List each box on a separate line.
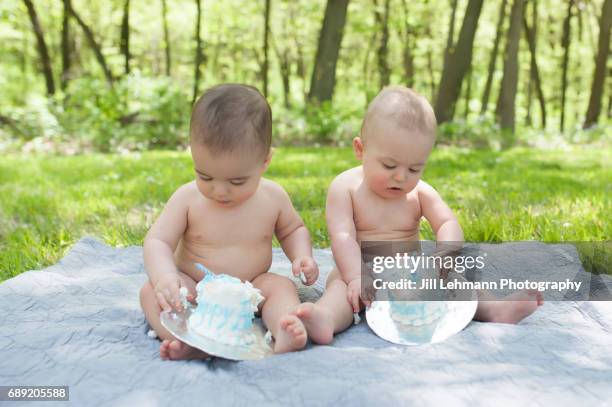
[230, 180, 246, 186]
[408, 168, 420, 174]
[382, 163, 396, 170]
[199, 176, 212, 182]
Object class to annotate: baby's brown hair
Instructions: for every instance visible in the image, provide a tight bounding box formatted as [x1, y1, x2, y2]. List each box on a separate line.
[190, 84, 272, 158]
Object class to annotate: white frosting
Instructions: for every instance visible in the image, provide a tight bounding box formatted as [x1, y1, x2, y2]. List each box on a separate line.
[188, 273, 264, 347]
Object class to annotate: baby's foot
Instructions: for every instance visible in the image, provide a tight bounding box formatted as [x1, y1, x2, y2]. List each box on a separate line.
[159, 339, 209, 360]
[295, 302, 334, 345]
[273, 315, 307, 353]
[482, 290, 544, 324]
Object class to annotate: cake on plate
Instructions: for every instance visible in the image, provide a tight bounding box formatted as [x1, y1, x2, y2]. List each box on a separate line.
[188, 270, 264, 347]
[384, 265, 448, 327]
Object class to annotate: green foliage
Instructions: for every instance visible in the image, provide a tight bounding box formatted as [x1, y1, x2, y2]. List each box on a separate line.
[57, 73, 190, 151]
[303, 101, 358, 144]
[273, 102, 361, 145]
[0, 74, 191, 152]
[437, 117, 501, 148]
[1, 146, 610, 281]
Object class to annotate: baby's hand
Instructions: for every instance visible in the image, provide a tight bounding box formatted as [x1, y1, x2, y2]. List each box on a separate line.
[292, 256, 319, 286]
[347, 278, 362, 312]
[347, 278, 373, 312]
[153, 273, 184, 312]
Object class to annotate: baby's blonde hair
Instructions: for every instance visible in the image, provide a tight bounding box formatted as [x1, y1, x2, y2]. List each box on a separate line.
[361, 86, 437, 142]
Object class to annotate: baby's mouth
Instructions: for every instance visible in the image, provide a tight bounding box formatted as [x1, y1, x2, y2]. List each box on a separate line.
[388, 187, 403, 191]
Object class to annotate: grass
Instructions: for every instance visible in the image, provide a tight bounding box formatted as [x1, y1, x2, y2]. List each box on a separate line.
[0, 145, 610, 282]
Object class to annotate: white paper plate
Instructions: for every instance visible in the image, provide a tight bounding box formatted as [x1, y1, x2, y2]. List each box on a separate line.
[160, 307, 272, 360]
[366, 283, 477, 346]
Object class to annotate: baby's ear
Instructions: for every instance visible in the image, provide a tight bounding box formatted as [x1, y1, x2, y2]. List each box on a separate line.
[262, 148, 274, 170]
[353, 137, 364, 160]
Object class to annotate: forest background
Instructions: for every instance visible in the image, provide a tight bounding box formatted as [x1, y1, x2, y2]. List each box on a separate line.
[0, 0, 610, 280]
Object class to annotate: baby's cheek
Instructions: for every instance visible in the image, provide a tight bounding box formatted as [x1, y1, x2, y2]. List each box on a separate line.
[235, 183, 258, 203]
[372, 173, 390, 190]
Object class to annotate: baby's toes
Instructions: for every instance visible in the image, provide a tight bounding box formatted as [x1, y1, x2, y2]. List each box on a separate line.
[159, 339, 171, 359]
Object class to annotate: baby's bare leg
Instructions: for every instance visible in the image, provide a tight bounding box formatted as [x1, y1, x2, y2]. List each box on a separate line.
[296, 268, 354, 344]
[474, 289, 544, 324]
[139, 271, 209, 360]
[252, 273, 306, 353]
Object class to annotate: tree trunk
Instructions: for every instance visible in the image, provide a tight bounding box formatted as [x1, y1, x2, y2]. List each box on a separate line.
[525, 0, 534, 126]
[120, 0, 130, 75]
[560, 0, 573, 132]
[427, 45, 436, 102]
[295, 39, 307, 104]
[584, 0, 611, 128]
[481, 0, 507, 115]
[443, 0, 459, 73]
[192, 0, 203, 105]
[23, 0, 55, 95]
[434, 0, 484, 123]
[523, 5, 547, 128]
[496, 0, 525, 140]
[69, 1, 114, 85]
[161, 0, 172, 76]
[464, 67, 472, 119]
[270, 30, 292, 108]
[308, 0, 350, 104]
[61, 0, 71, 90]
[374, 0, 391, 89]
[399, 0, 414, 88]
[262, 0, 271, 97]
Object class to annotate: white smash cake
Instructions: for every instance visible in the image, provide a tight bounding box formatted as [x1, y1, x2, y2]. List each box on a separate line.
[188, 272, 264, 347]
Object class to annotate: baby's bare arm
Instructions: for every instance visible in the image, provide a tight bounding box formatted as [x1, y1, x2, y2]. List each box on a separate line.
[272, 183, 318, 284]
[418, 181, 464, 243]
[326, 176, 362, 284]
[143, 184, 190, 309]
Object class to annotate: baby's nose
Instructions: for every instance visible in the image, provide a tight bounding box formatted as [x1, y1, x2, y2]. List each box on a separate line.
[393, 172, 405, 182]
[212, 182, 229, 196]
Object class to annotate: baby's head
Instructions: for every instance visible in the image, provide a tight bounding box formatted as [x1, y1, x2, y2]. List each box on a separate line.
[190, 84, 272, 207]
[354, 86, 437, 199]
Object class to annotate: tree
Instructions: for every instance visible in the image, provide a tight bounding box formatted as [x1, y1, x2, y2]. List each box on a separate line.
[443, 0, 459, 78]
[61, 0, 72, 90]
[192, 0, 204, 105]
[120, 0, 131, 75]
[399, 0, 415, 88]
[262, 0, 271, 97]
[481, 0, 507, 115]
[496, 0, 525, 140]
[560, 0, 574, 132]
[373, 0, 391, 89]
[434, 0, 484, 123]
[523, 2, 547, 128]
[308, 0, 350, 104]
[161, 0, 172, 76]
[68, 0, 114, 85]
[23, 0, 55, 95]
[584, 0, 611, 128]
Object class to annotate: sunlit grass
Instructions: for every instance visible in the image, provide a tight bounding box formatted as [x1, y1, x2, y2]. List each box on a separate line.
[1, 145, 610, 281]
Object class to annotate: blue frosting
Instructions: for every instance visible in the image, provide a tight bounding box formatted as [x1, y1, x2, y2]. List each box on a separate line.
[192, 263, 257, 333]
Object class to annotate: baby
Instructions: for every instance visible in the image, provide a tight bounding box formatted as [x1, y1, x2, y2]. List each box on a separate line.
[295, 86, 543, 344]
[140, 84, 319, 359]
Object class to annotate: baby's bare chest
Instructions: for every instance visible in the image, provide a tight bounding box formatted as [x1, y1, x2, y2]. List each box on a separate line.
[185, 202, 277, 245]
[352, 191, 422, 235]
